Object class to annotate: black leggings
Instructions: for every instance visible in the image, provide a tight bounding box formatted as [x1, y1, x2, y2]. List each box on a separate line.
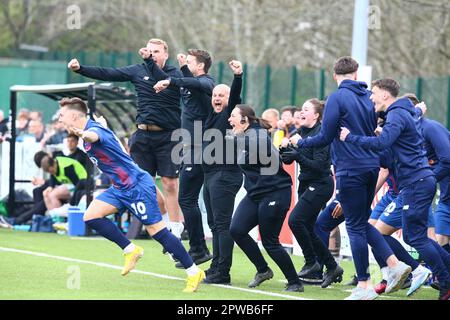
[230, 188, 299, 285]
[178, 163, 207, 254]
[288, 176, 335, 269]
[204, 170, 243, 274]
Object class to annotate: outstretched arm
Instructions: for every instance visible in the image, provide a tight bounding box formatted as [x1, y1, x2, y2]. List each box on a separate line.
[341, 114, 403, 150]
[68, 58, 135, 82]
[291, 94, 340, 148]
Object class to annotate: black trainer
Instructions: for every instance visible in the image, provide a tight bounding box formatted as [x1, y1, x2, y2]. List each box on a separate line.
[321, 265, 344, 288]
[299, 273, 323, 286]
[297, 261, 321, 278]
[401, 273, 412, 289]
[430, 276, 441, 291]
[205, 267, 218, 277]
[248, 268, 274, 288]
[285, 281, 304, 292]
[203, 272, 231, 285]
[175, 251, 213, 269]
[345, 274, 358, 286]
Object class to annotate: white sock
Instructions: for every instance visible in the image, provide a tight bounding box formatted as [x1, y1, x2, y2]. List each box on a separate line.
[161, 212, 170, 229]
[186, 264, 200, 277]
[381, 266, 389, 281]
[169, 221, 184, 239]
[123, 243, 136, 254]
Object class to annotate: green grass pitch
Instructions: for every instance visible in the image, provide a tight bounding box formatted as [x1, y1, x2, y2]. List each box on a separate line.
[0, 228, 437, 300]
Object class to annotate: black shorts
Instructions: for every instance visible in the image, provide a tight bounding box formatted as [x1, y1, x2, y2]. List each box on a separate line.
[129, 129, 180, 178]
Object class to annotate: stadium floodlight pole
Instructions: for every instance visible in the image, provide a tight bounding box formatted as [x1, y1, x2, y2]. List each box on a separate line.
[352, 0, 369, 66]
[351, 0, 372, 88]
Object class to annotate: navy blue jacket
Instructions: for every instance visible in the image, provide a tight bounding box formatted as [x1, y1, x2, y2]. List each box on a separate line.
[379, 149, 400, 195]
[346, 98, 433, 189]
[235, 123, 292, 201]
[203, 74, 242, 173]
[297, 80, 379, 175]
[420, 117, 450, 202]
[76, 59, 182, 131]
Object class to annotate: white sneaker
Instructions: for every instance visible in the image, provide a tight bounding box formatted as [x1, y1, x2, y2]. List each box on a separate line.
[345, 287, 378, 300]
[386, 261, 412, 294]
[48, 204, 70, 218]
[407, 265, 432, 296]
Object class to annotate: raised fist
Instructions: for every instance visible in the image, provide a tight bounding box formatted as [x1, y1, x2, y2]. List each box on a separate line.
[177, 54, 187, 67]
[229, 60, 243, 75]
[67, 59, 80, 71]
[139, 47, 151, 59]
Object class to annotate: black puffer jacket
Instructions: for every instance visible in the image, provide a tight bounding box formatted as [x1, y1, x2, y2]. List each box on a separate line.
[282, 122, 332, 181]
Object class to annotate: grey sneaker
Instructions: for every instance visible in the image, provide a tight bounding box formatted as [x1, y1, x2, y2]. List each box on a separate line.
[344, 287, 378, 300]
[407, 265, 432, 296]
[385, 261, 412, 294]
[248, 267, 274, 288]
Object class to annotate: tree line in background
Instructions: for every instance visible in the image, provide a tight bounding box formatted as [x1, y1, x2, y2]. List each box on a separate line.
[0, 0, 448, 78]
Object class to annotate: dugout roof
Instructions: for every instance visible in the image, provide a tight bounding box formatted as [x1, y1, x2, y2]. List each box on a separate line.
[8, 82, 138, 215]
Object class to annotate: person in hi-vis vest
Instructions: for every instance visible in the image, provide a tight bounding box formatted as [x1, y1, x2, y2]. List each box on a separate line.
[39, 153, 87, 212]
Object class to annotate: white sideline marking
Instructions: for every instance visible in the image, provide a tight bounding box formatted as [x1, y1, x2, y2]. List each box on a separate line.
[0, 246, 310, 300]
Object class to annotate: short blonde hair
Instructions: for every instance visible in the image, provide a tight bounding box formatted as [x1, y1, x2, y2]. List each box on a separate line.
[147, 38, 169, 53]
[262, 108, 279, 119]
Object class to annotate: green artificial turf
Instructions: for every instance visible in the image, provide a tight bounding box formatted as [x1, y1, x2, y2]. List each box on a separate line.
[0, 228, 437, 300]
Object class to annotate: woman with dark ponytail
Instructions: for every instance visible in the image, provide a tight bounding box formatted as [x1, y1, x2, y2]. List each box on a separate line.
[227, 104, 304, 293]
[280, 98, 343, 288]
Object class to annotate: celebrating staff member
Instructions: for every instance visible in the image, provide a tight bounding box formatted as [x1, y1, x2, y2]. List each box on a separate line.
[154, 49, 215, 266]
[200, 60, 244, 284]
[280, 98, 343, 289]
[68, 38, 184, 239]
[228, 105, 304, 293]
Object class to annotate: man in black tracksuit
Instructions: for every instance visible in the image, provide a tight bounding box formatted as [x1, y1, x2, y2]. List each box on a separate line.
[68, 39, 184, 238]
[200, 61, 245, 284]
[153, 50, 215, 266]
[68, 39, 181, 230]
[228, 105, 304, 292]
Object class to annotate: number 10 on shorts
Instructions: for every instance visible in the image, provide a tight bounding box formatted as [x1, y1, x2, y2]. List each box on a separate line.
[131, 202, 148, 220]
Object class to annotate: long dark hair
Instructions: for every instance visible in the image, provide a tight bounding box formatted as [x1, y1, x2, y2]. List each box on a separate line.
[235, 104, 271, 130]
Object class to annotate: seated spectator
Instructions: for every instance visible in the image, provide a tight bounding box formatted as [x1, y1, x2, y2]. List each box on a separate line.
[66, 133, 93, 175]
[0, 151, 90, 229]
[29, 110, 43, 122]
[28, 119, 46, 143]
[39, 152, 88, 213]
[65, 134, 96, 205]
[0, 152, 54, 228]
[0, 110, 8, 143]
[42, 113, 68, 147]
[16, 108, 30, 137]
